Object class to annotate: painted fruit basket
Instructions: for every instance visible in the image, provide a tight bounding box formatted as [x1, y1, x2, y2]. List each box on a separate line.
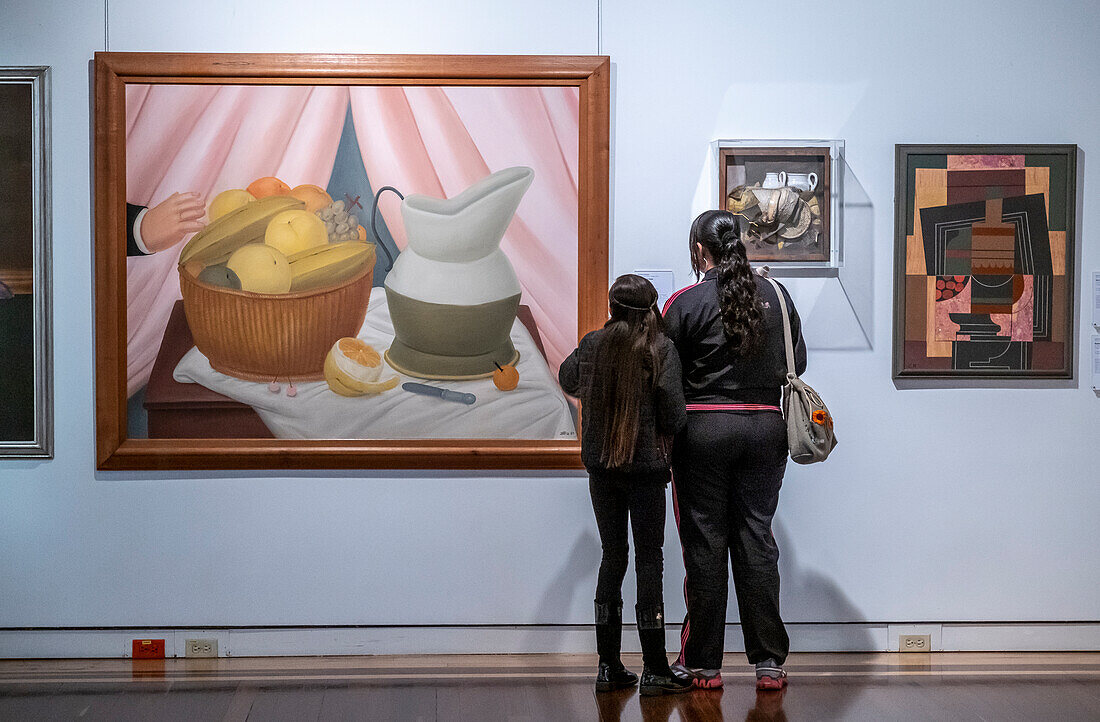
[178, 261, 374, 382]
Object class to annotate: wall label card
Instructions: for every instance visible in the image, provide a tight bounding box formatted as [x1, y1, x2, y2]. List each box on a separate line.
[1093, 335, 1100, 393]
[633, 269, 675, 311]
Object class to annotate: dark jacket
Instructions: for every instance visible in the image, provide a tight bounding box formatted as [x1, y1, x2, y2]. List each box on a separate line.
[662, 270, 807, 406]
[558, 329, 686, 477]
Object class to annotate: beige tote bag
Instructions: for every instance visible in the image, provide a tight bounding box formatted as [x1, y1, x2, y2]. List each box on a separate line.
[765, 276, 837, 464]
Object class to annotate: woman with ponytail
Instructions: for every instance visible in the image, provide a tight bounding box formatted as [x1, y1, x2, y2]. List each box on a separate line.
[558, 274, 692, 696]
[663, 210, 807, 691]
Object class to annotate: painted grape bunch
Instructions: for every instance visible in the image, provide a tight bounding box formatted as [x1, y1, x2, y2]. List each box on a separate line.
[316, 200, 360, 243]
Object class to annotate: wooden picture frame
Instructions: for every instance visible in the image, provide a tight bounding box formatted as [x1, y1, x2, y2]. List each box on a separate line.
[893, 144, 1077, 380]
[717, 144, 833, 264]
[94, 53, 609, 470]
[1, 66, 52, 458]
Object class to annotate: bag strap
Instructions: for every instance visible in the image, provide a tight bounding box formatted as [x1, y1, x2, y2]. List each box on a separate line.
[764, 275, 796, 379]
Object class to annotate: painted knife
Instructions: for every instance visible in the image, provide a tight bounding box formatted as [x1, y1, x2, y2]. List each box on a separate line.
[402, 382, 476, 405]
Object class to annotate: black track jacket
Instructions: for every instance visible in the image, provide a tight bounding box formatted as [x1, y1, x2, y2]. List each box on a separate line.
[662, 269, 807, 407]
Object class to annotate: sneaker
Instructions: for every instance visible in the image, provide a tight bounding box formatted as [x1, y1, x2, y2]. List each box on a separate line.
[670, 661, 724, 689]
[595, 662, 638, 692]
[755, 658, 788, 690]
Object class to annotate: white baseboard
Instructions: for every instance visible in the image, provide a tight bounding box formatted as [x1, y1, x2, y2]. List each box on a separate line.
[1, 623, 1097, 659]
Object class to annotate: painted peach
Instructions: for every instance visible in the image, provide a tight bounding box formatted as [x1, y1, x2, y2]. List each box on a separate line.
[290, 184, 333, 213]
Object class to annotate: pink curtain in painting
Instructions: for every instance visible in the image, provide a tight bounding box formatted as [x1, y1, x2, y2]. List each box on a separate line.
[125, 84, 349, 395]
[124, 84, 579, 394]
[349, 86, 580, 374]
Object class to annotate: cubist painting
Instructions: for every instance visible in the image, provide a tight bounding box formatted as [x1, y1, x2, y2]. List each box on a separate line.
[894, 145, 1076, 379]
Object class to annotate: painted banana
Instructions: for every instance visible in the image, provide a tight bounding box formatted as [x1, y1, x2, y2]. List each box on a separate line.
[179, 195, 305, 266]
[288, 241, 376, 292]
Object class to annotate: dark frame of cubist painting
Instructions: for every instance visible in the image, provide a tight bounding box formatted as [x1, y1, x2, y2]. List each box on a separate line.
[892, 144, 1077, 380]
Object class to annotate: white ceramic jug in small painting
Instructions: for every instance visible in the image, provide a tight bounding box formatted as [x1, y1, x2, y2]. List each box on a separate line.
[761, 171, 786, 189]
[785, 172, 818, 192]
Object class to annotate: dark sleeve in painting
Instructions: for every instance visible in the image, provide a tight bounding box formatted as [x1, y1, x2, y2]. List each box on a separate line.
[126, 203, 148, 257]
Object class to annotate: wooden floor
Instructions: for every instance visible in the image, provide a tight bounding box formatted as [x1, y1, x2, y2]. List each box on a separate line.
[0, 652, 1098, 720]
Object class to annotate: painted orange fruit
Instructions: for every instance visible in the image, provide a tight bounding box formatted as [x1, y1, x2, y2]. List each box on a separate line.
[338, 337, 381, 367]
[247, 176, 292, 199]
[290, 184, 333, 213]
[493, 362, 519, 391]
[324, 337, 397, 397]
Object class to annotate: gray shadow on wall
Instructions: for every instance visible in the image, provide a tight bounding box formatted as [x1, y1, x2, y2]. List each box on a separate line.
[517, 529, 601, 718]
[773, 521, 872, 632]
[776, 159, 874, 352]
[772, 520, 874, 720]
[527, 528, 600, 646]
[835, 158, 875, 349]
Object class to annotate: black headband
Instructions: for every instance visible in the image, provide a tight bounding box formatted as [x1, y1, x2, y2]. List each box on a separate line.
[611, 297, 656, 311]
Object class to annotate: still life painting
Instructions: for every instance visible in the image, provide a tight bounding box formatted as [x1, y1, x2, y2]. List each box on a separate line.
[94, 53, 609, 469]
[893, 144, 1077, 379]
[718, 145, 832, 264]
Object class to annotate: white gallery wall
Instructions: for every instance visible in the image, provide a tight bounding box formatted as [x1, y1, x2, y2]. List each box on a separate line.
[1, 0, 1098, 655]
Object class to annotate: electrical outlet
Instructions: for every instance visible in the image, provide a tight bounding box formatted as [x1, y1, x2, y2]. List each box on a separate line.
[898, 634, 931, 652]
[185, 638, 218, 657]
[132, 639, 165, 659]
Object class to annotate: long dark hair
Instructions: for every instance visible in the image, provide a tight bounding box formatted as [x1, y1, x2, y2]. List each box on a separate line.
[595, 274, 663, 468]
[689, 209, 763, 355]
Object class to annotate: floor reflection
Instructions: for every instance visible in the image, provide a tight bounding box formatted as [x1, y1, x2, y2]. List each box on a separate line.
[593, 686, 637, 720]
[594, 686, 729, 721]
[744, 688, 786, 722]
[4, 653, 1099, 721]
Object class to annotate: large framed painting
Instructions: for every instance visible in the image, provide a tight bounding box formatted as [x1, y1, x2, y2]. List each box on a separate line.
[94, 53, 609, 470]
[893, 144, 1077, 379]
[1, 67, 52, 458]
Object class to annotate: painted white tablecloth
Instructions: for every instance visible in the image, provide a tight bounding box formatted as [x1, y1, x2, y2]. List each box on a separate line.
[173, 293, 577, 440]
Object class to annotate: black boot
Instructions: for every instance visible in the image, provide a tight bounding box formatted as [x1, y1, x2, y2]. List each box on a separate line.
[594, 600, 638, 692]
[636, 603, 692, 696]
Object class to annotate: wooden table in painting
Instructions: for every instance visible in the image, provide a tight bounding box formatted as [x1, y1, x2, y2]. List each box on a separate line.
[145, 302, 273, 439]
[144, 301, 549, 439]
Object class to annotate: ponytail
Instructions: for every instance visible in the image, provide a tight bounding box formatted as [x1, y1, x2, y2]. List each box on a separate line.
[689, 210, 764, 356]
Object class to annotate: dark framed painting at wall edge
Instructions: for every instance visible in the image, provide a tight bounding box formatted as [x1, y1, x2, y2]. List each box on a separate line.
[892, 144, 1077, 380]
[93, 52, 609, 471]
[0, 66, 52, 459]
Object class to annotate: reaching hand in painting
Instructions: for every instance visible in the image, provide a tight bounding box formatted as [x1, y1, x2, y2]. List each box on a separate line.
[140, 192, 206, 253]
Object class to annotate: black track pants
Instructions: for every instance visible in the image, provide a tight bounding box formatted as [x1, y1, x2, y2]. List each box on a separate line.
[671, 411, 789, 668]
[589, 472, 667, 609]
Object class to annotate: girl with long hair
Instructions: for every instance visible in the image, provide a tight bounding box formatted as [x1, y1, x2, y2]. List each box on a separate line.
[663, 210, 807, 691]
[558, 274, 693, 696]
